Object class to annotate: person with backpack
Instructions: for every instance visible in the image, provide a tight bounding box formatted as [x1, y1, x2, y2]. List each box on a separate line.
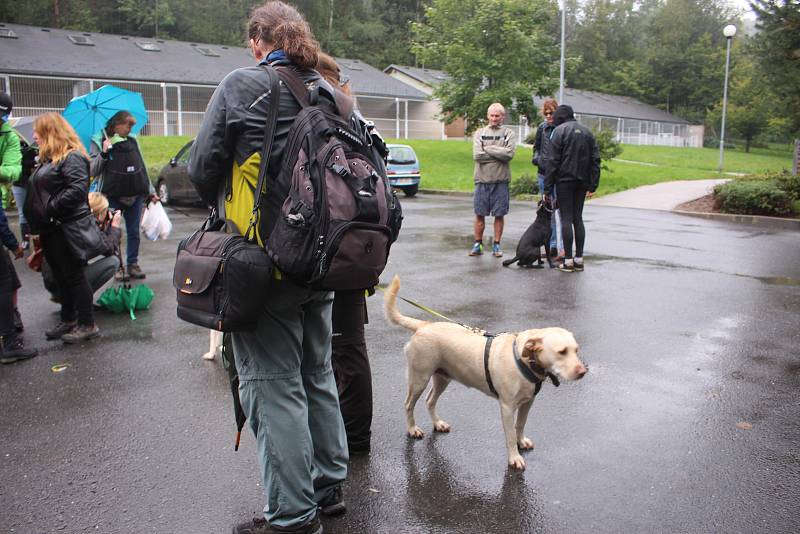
[188, 3, 350, 533]
[542, 104, 601, 272]
[0, 93, 35, 249]
[89, 111, 152, 282]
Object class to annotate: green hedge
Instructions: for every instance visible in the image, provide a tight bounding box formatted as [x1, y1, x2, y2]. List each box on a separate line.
[713, 180, 793, 216]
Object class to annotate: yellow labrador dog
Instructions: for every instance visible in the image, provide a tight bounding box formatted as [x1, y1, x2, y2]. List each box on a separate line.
[383, 275, 587, 470]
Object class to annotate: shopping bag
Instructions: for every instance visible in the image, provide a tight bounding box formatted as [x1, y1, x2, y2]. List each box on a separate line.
[141, 200, 172, 241]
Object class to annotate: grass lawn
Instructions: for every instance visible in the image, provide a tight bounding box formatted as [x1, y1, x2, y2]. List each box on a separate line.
[138, 135, 794, 197]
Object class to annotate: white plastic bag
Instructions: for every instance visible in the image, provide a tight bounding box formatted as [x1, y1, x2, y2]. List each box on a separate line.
[140, 200, 172, 241]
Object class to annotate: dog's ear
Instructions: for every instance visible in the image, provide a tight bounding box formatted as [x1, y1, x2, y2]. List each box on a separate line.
[522, 337, 544, 361]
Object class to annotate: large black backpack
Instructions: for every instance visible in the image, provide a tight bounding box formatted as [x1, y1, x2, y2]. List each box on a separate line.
[262, 67, 402, 291]
[16, 137, 38, 188]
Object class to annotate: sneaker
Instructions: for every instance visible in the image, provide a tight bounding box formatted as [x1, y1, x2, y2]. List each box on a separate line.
[573, 262, 584, 272]
[114, 267, 130, 282]
[0, 334, 38, 364]
[492, 242, 503, 257]
[557, 262, 575, 273]
[45, 320, 77, 340]
[128, 264, 146, 280]
[232, 513, 322, 534]
[61, 324, 101, 344]
[468, 242, 484, 256]
[319, 484, 346, 516]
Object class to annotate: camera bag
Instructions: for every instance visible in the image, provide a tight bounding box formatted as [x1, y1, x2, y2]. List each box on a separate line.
[173, 67, 279, 332]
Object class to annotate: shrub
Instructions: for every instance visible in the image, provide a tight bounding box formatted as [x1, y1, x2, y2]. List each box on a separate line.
[770, 170, 800, 200]
[593, 128, 623, 172]
[713, 180, 793, 216]
[510, 173, 539, 197]
[523, 130, 537, 145]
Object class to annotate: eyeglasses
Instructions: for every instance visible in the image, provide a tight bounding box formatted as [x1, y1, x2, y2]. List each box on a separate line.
[543, 112, 553, 117]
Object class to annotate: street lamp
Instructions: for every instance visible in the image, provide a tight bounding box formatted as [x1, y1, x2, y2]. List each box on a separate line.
[718, 24, 737, 173]
[558, 0, 566, 103]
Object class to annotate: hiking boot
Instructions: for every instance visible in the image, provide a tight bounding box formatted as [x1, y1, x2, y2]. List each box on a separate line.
[128, 264, 146, 280]
[468, 242, 484, 256]
[45, 320, 77, 340]
[319, 484, 346, 516]
[114, 267, 130, 282]
[0, 334, 38, 364]
[232, 513, 322, 534]
[61, 324, 101, 344]
[492, 242, 503, 257]
[573, 261, 584, 272]
[557, 262, 575, 273]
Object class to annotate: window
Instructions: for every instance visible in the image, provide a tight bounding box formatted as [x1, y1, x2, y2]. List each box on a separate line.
[193, 46, 220, 57]
[136, 41, 161, 52]
[388, 146, 416, 164]
[0, 28, 18, 39]
[68, 34, 95, 46]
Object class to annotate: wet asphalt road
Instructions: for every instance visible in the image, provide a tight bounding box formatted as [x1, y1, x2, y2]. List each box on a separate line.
[1, 195, 799, 534]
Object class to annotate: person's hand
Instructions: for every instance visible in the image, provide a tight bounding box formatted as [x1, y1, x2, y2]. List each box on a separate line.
[148, 193, 160, 204]
[12, 245, 24, 259]
[586, 191, 594, 199]
[102, 138, 111, 152]
[111, 210, 122, 228]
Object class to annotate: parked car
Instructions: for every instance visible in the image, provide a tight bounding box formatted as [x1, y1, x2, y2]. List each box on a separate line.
[386, 144, 421, 197]
[156, 139, 204, 205]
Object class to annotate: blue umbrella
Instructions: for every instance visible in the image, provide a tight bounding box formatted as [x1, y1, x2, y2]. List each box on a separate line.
[62, 84, 148, 152]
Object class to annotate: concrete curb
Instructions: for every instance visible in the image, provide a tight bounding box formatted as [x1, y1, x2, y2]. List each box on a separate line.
[671, 209, 800, 230]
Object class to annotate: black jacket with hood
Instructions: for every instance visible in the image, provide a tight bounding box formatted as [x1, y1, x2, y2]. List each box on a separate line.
[543, 105, 601, 195]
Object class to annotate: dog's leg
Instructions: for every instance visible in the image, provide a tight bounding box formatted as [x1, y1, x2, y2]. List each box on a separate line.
[405, 371, 431, 439]
[544, 242, 554, 268]
[203, 329, 221, 360]
[515, 399, 535, 451]
[500, 401, 526, 470]
[426, 372, 452, 433]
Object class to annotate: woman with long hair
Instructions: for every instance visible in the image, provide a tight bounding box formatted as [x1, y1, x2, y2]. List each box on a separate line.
[89, 110, 151, 282]
[189, 3, 347, 533]
[26, 113, 100, 343]
[532, 97, 563, 259]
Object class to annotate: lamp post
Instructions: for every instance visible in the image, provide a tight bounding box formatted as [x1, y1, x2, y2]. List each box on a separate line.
[559, 0, 566, 103]
[718, 24, 737, 173]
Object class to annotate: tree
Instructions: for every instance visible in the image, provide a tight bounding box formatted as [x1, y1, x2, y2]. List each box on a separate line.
[749, 0, 800, 135]
[411, 0, 559, 130]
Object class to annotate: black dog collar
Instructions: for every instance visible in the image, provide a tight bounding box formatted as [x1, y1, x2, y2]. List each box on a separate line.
[512, 337, 560, 391]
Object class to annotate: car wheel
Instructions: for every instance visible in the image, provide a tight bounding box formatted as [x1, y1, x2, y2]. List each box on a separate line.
[402, 185, 418, 197]
[157, 180, 170, 205]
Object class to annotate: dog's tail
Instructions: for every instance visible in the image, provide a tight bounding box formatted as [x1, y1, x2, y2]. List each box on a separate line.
[502, 256, 519, 267]
[383, 275, 428, 332]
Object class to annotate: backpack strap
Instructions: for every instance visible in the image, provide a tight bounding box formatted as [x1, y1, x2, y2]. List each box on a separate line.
[274, 66, 312, 107]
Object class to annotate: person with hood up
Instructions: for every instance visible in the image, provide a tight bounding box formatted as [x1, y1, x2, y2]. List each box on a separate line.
[542, 104, 601, 272]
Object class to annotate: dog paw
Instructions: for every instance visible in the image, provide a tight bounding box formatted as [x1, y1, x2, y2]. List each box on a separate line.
[202, 351, 215, 360]
[433, 420, 451, 433]
[517, 437, 534, 450]
[408, 426, 425, 439]
[508, 454, 527, 470]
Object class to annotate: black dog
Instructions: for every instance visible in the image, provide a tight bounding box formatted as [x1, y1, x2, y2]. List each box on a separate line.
[502, 201, 555, 269]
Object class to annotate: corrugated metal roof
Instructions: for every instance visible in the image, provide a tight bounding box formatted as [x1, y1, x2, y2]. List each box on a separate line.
[383, 64, 691, 125]
[0, 23, 428, 100]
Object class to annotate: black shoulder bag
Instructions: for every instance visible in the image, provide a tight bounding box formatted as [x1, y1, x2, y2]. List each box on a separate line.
[172, 67, 279, 332]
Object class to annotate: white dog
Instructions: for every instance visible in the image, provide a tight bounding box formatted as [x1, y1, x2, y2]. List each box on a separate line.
[383, 275, 587, 470]
[203, 329, 223, 360]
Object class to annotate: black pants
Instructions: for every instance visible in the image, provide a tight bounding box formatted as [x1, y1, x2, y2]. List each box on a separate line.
[556, 181, 588, 259]
[41, 230, 95, 326]
[330, 290, 372, 453]
[0, 251, 17, 337]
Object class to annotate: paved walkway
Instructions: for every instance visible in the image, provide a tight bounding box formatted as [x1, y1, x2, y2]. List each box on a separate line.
[588, 179, 730, 211]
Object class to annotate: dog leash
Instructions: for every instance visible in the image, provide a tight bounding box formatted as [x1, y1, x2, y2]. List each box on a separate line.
[374, 283, 486, 335]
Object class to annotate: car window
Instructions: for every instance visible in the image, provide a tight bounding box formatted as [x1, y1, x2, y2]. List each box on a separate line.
[177, 141, 194, 163]
[388, 146, 416, 164]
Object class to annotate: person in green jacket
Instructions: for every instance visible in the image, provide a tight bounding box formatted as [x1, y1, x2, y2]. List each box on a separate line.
[0, 93, 22, 211]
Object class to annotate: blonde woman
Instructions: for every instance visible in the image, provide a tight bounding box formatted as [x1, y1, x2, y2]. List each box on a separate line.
[25, 113, 101, 343]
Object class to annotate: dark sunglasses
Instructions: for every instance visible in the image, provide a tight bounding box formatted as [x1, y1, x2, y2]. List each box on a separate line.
[543, 112, 553, 116]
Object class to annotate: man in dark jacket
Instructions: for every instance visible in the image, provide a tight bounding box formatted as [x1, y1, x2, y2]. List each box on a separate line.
[543, 104, 601, 272]
[0, 201, 36, 363]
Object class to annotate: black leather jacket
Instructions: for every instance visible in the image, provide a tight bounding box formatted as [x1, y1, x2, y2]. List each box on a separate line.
[25, 150, 91, 234]
[189, 60, 333, 206]
[532, 120, 556, 175]
[543, 119, 601, 195]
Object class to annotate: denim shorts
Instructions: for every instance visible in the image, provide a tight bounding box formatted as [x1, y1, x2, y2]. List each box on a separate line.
[473, 182, 509, 216]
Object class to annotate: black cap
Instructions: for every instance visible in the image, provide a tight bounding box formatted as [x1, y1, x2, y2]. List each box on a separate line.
[0, 92, 11, 114]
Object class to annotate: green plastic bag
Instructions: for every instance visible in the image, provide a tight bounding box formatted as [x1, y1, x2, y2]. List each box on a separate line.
[97, 283, 154, 320]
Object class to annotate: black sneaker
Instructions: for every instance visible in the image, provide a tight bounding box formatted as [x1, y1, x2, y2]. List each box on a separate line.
[0, 334, 38, 364]
[45, 320, 77, 340]
[319, 484, 346, 516]
[573, 262, 584, 272]
[61, 324, 101, 344]
[232, 513, 322, 534]
[557, 262, 575, 273]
